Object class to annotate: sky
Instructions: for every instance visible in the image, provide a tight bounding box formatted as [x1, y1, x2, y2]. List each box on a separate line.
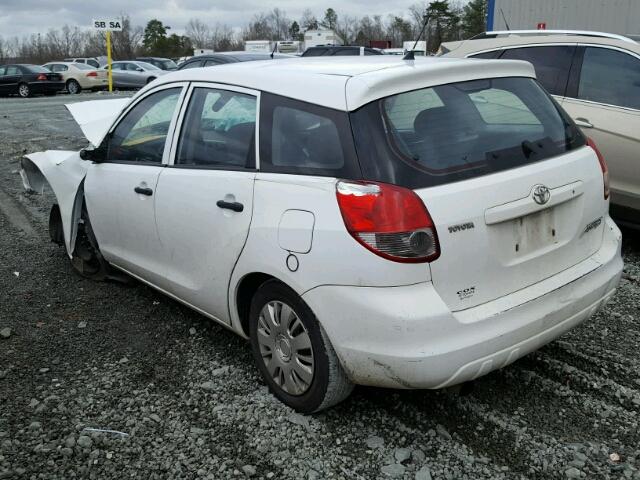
[0, 0, 436, 38]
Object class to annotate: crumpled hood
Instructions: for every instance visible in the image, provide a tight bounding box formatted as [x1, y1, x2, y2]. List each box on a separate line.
[65, 97, 130, 146]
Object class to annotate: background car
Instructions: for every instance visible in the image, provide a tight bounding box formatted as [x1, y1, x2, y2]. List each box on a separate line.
[301, 45, 384, 56]
[135, 57, 178, 71]
[177, 52, 292, 70]
[63, 57, 100, 68]
[440, 30, 640, 226]
[103, 60, 167, 89]
[42, 61, 108, 94]
[0, 64, 64, 97]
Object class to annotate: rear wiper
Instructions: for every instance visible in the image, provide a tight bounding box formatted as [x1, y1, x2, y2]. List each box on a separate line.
[521, 140, 537, 158]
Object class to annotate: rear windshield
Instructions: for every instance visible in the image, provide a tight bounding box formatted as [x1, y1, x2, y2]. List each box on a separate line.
[24, 65, 50, 73]
[350, 77, 585, 189]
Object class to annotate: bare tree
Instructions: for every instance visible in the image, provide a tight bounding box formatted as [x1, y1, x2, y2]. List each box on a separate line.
[186, 19, 212, 49]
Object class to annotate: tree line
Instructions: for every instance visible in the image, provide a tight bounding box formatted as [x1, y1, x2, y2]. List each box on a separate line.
[0, 0, 487, 64]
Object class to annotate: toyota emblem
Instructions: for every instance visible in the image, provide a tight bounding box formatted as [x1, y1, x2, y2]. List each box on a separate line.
[532, 185, 551, 205]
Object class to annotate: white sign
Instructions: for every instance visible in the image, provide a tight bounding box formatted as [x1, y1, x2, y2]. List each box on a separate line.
[92, 19, 123, 31]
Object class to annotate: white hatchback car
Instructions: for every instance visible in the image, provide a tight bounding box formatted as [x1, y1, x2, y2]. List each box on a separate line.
[22, 57, 623, 412]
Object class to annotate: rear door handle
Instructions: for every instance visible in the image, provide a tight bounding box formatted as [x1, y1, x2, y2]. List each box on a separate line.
[216, 200, 244, 212]
[575, 117, 593, 128]
[134, 186, 153, 196]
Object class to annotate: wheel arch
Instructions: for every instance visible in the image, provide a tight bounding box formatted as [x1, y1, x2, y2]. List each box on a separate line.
[233, 272, 279, 337]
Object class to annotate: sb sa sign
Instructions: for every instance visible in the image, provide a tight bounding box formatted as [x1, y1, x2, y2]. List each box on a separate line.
[92, 19, 123, 31]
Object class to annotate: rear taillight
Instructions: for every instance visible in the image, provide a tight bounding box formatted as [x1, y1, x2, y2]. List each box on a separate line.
[336, 180, 440, 263]
[86, 71, 98, 77]
[36, 73, 47, 81]
[587, 137, 609, 200]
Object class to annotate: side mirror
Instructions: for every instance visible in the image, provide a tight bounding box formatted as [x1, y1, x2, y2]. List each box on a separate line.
[80, 145, 105, 163]
[136, 67, 144, 72]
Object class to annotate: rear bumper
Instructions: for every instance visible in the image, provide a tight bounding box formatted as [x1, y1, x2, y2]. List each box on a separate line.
[30, 82, 65, 93]
[303, 217, 623, 389]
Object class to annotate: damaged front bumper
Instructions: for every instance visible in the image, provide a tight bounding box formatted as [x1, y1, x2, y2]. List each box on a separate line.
[303, 217, 623, 389]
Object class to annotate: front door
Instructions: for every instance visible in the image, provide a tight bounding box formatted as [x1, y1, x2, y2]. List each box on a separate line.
[84, 84, 187, 284]
[154, 84, 259, 322]
[561, 46, 640, 214]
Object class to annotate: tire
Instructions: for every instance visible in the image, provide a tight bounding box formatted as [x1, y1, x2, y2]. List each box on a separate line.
[17, 83, 30, 98]
[66, 79, 81, 95]
[249, 280, 354, 413]
[146, 77, 156, 84]
[69, 203, 110, 281]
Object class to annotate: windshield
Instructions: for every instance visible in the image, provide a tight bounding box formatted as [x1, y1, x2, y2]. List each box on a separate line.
[73, 63, 94, 70]
[161, 60, 178, 70]
[25, 65, 51, 73]
[137, 62, 160, 71]
[350, 77, 585, 189]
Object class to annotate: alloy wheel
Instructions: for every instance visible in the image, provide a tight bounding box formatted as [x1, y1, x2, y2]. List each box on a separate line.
[18, 84, 29, 97]
[68, 80, 80, 94]
[257, 300, 314, 395]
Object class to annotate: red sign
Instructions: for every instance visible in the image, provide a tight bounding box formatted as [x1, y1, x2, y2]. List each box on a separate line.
[537, 22, 547, 30]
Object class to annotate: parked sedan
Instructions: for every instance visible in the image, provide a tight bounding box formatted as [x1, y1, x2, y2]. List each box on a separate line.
[177, 52, 291, 69]
[22, 57, 622, 412]
[43, 62, 108, 94]
[0, 64, 64, 97]
[103, 61, 167, 89]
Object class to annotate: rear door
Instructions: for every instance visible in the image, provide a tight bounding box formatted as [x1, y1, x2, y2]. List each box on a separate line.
[560, 46, 640, 214]
[153, 83, 258, 322]
[358, 77, 606, 311]
[4, 66, 22, 93]
[85, 84, 188, 284]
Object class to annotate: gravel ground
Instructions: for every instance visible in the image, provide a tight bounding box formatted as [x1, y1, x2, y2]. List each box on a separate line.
[0, 93, 639, 480]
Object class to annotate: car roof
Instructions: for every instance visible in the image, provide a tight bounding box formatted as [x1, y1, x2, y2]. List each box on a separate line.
[151, 56, 535, 111]
[442, 31, 640, 56]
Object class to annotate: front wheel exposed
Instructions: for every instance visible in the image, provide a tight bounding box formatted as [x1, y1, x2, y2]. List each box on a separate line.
[64, 204, 109, 281]
[249, 280, 354, 413]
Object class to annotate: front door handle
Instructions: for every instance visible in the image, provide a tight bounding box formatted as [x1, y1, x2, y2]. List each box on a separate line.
[216, 200, 244, 212]
[134, 186, 153, 196]
[575, 117, 593, 128]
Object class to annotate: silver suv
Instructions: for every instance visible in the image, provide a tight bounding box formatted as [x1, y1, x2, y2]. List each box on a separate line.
[441, 30, 640, 226]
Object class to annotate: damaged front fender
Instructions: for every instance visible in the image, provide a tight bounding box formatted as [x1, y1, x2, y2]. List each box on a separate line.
[21, 151, 89, 257]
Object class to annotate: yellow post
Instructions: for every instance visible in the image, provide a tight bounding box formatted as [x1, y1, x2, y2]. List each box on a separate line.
[106, 30, 113, 92]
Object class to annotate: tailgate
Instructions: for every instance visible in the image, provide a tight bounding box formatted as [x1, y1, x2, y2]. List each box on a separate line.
[416, 147, 607, 311]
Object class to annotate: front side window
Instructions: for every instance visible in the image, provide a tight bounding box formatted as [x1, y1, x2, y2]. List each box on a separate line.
[500, 46, 575, 96]
[578, 47, 640, 110]
[108, 88, 181, 163]
[126, 63, 140, 71]
[351, 77, 585, 189]
[176, 88, 256, 168]
[259, 93, 360, 178]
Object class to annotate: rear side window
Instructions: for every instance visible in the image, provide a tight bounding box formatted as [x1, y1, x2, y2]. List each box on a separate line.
[259, 93, 360, 178]
[303, 48, 328, 57]
[469, 50, 501, 59]
[351, 77, 585, 189]
[578, 47, 640, 110]
[176, 88, 256, 168]
[501, 46, 575, 95]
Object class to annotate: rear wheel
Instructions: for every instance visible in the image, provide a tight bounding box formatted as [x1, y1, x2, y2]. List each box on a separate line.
[249, 280, 353, 413]
[18, 83, 30, 98]
[66, 79, 81, 94]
